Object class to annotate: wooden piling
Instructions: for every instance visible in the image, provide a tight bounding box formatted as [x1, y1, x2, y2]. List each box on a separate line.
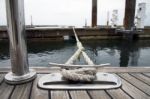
[92, 0, 97, 27]
[124, 0, 136, 30]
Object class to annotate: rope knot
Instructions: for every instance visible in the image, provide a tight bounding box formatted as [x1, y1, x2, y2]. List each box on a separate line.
[61, 68, 97, 82]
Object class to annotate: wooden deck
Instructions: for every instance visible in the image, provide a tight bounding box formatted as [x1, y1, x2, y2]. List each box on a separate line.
[0, 67, 150, 99]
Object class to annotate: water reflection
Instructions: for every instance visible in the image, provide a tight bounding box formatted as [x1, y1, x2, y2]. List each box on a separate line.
[83, 39, 150, 67]
[119, 40, 140, 67]
[0, 40, 150, 67]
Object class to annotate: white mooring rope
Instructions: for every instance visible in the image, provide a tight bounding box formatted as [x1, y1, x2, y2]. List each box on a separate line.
[61, 27, 97, 82]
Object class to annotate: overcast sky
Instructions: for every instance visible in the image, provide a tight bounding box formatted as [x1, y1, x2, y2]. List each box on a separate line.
[0, 0, 150, 27]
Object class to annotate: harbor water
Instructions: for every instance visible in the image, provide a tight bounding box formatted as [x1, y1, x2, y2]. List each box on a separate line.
[0, 39, 150, 67]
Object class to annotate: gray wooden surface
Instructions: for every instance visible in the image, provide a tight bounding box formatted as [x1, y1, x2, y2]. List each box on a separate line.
[0, 68, 150, 99]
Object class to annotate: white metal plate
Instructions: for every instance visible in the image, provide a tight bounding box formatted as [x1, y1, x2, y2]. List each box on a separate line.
[38, 72, 121, 89]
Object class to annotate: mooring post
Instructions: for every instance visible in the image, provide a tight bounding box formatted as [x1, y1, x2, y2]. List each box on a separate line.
[5, 0, 36, 84]
[92, 0, 97, 27]
[124, 0, 136, 30]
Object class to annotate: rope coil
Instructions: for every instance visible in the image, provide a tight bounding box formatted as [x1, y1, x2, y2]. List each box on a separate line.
[62, 68, 97, 82]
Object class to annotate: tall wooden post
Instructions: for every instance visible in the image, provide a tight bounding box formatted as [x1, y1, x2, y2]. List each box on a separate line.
[92, 0, 97, 27]
[124, 0, 136, 30]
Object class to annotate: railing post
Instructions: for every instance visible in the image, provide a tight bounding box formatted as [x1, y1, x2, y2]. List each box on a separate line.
[5, 0, 36, 84]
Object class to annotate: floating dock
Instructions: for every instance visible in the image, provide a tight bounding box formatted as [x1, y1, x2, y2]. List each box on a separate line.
[0, 27, 150, 41]
[0, 67, 150, 99]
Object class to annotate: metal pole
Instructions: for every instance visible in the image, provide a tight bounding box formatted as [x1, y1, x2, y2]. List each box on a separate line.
[5, 0, 36, 84]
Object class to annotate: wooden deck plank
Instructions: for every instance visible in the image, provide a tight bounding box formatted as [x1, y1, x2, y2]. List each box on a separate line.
[10, 82, 32, 99]
[120, 76, 150, 99]
[88, 90, 111, 99]
[30, 74, 49, 99]
[0, 74, 4, 84]
[1, 67, 150, 73]
[106, 88, 131, 99]
[69, 90, 90, 99]
[118, 73, 150, 96]
[143, 73, 150, 78]
[0, 69, 150, 99]
[0, 82, 14, 99]
[51, 90, 70, 99]
[130, 73, 150, 85]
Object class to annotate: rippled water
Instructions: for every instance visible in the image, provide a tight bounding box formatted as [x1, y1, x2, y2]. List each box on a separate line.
[0, 39, 150, 67]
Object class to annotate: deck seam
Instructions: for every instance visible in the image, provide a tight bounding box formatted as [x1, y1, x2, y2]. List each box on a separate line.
[118, 73, 150, 96]
[29, 81, 34, 99]
[142, 73, 150, 78]
[129, 73, 150, 86]
[0, 77, 4, 85]
[114, 73, 134, 99]
[120, 87, 134, 99]
[0, 74, 5, 85]
[86, 90, 93, 99]
[48, 90, 51, 99]
[104, 90, 113, 99]
[9, 85, 16, 99]
[67, 90, 72, 99]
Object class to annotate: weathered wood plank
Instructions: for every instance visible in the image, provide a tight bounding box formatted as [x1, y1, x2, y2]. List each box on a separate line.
[10, 82, 32, 99]
[106, 88, 131, 99]
[98, 67, 150, 73]
[143, 73, 150, 78]
[69, 90, 90, 99]
[88, 90, 111, 99]
[1, 67, 150, 73]
[130, 73, 150, 86]
[0, 68, 10, 73]
[0, 67, 60, 74]
[0, 74, 4, 84]
[51, 90, 70, 99]
[0, 71, 150, 99]
[119, 73, 150, 96]
[30, 74, 49, 99]
[0, 82, 14, 99]
[120, 76, 150, 99]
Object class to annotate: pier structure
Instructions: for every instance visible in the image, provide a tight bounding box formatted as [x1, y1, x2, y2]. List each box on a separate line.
[91, 0, 137, 29]
[0, 0, 150, 98]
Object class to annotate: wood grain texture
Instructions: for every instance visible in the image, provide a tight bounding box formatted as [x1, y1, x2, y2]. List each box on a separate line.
[143, 73, 150, 78]
[10, 82, 32, 99]
[1, 67, 150, 73]
[130, 73, 150, 85]
[88, 90, 111, 99]
[0, 71, 150, 99]
[0, 74, 4, 84]
[120, 76, 150, 99]
[51, 90, 70, 99]
[30, 74, 49, 99]
[106, 88, 131, 99]
[69, 90, 90, 99]
[118, 73, 150, 96]
[0, 82, 14, 99]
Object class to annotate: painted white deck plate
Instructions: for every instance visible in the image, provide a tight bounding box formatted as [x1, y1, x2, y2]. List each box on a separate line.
[38, 72, 122, 89]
